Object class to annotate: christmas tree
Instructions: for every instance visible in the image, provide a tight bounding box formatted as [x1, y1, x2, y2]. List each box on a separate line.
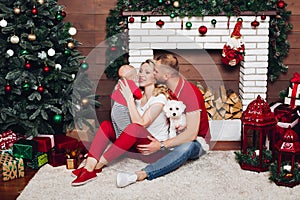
[0, 0, 100, 137]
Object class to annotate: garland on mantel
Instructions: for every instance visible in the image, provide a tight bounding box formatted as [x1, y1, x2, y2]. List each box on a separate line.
[105, 0, 293, 81]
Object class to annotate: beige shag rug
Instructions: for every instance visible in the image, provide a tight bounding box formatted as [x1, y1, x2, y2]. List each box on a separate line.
[17, 151, 300, 200]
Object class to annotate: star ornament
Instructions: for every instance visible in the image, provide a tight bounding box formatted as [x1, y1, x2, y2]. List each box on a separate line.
[38, 51, 47, 59]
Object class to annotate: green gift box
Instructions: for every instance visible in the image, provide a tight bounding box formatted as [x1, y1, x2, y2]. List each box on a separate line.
[0, 153, 24, 181]
[13, 139, 38, 160]
[26, 152, 48, 169]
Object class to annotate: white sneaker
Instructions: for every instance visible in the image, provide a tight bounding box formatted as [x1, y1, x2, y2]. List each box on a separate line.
[116, 172, 138, 188]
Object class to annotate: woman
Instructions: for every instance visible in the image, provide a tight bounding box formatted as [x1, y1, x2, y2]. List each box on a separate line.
[71, 59, 171, 186]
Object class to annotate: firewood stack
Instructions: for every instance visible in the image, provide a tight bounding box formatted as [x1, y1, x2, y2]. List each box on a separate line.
[197, 82, 243, 120]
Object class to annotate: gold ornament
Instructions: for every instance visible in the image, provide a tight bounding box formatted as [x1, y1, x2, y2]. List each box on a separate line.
[173, 1, 180, 8]
[81, 98, 89, 106]
[28, 33, 36, 41]
[67, 41, 75, 49]
[37, 0, 45, 4]
[10, 35, 19, 44]
[14, 7, 21, 15]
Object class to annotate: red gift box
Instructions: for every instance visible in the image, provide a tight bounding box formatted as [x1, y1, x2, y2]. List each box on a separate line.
[54, 135, 78, 153]
[32, 137, 52, 152]
[273, 103, 299, 123]
[48, 150, 66, 167]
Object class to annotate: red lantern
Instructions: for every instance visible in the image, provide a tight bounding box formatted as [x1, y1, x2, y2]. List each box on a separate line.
[273, 127, 300, 187]
[37, 85, 44, 93]
[156, 20, 165, 28]
[277, 0, 285, 9]
[239, 95, 277, 172]
[129, 17, 135, 23]
[198, 26, 207, 35]
[251, 20, 260, 28]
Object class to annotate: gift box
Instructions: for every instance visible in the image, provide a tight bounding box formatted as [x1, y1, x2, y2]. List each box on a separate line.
[48, 149, 66, 167]
[66, 119, 95, 142]
[26, 152, 48, 169]
[271, 103, 299, 124]
[0, 130, 17, 150]
[66, 158, 78, 169]
[32, 137, 52, 152]
[37, 134, 55, 148]
[54, 135, 78, 153]
[284, 72, 300, 107]
[0, 153, 24, 181]
[13, 139, 38, 160]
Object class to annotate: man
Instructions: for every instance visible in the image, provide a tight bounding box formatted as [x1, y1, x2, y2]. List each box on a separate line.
[117, 53, 210, 188]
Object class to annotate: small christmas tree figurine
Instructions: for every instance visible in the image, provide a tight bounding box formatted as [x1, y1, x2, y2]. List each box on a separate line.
[0, 0, 100, 136]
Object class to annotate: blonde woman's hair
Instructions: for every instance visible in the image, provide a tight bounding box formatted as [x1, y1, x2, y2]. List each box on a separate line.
[153, 84, 171, 100]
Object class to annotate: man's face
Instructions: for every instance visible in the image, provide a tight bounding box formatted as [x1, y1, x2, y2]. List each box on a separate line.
[154, 61, 167, 84]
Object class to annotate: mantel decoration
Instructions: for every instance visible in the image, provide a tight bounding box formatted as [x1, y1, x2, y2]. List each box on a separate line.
[105, 0, 292, 81]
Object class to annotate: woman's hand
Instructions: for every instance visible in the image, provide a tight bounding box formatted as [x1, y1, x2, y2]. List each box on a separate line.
[119, 78, 134, 103]
[137, 136, 160, 155]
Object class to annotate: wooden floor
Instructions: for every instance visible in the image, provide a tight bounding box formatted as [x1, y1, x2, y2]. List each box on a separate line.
[0, 168, 37, 200]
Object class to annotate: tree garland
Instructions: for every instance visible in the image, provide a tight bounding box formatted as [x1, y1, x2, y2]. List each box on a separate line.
[269, 161, 300, 187]
[105, 0, 292, 81]
[234, 147, 272, 168]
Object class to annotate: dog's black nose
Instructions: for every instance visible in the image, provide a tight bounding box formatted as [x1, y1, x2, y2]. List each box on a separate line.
[172, 113, 176, 116]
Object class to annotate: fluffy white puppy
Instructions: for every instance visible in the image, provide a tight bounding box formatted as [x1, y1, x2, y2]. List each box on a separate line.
[163, 100, 187, 138]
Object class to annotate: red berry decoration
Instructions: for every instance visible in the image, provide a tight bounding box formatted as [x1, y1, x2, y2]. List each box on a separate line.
[25, 62, 31, 70]
[110, 46, 116, 51]
[156, 19, 165, 28]
[5, 85, 11, 92]
[37, 85, 44, 93]
[198, 26, 207, 35]
[261, 15, 266, 20]
[251, 20, 260, 28]
[31, 6, 38, 15]
[129, 17, 135, 23]
[277, 0, 285, 9]
[43, 65, 50, 73]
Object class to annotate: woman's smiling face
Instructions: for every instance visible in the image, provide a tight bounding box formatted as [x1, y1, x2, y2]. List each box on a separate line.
[138, 62, 156, 87]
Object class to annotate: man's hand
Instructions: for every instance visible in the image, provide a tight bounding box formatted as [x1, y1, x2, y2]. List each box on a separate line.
[137, 136, 160, 155]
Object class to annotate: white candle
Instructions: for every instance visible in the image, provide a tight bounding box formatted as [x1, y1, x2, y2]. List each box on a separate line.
[283, 165, 292, 172]
[255, 150, 260, 156]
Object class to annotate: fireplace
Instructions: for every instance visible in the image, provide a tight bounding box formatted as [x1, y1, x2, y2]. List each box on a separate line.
[125, 15, 271, 141]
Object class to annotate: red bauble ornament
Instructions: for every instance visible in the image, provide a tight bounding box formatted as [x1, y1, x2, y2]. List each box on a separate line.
[37, 86, 44, 93]
[277, 0, 285, 9]
[156, 20, 165, 27]
[25, 62, 31, 69]
[198, 26, 207, 35]
[5, 85, 11, 92]
[31, 7, 38, 15]
[43, 65, 50, 73]
[251, 20, 260, 28]
[61, 11, 66, 17]
[110, 46, 116, 51]
[261, 15, 266, 20]
[129, 17, 134, 23]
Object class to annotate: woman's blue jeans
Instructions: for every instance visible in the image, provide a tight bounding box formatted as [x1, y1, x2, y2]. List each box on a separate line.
[143, 140, 204, 180]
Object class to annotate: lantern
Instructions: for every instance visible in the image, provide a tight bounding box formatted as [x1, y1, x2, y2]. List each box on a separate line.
[270, 127, 300, 187]
[236, 95, 277, 172]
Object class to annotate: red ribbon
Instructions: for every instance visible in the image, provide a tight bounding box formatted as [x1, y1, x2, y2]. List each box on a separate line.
[290, 72, 300, 108]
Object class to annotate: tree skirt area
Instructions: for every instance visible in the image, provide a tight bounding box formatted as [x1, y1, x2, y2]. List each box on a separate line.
[17, 151, 300, 200]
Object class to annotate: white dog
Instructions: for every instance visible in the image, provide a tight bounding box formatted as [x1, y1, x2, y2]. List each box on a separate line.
[163, 100, 187, 138]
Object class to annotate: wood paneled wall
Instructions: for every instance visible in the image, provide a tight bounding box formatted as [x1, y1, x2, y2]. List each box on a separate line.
[58, 0, 300, 123]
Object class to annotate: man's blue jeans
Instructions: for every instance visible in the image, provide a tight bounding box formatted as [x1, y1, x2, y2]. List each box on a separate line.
[143, 140, 204, 180]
